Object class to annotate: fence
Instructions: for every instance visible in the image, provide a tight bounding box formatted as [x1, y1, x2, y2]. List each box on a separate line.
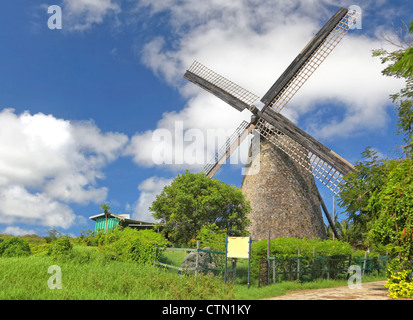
[153, 245, 251, 285]
[154, 246, 230, 277]
[153, 245, 390, 287]
[258, 254, 390, 286]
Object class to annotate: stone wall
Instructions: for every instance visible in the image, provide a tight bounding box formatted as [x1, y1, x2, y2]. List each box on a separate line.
[241, 137, 326, 240]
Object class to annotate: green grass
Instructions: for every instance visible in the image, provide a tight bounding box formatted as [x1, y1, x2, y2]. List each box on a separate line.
[158, 250, 188, 266]
[0, 246, 234, 300]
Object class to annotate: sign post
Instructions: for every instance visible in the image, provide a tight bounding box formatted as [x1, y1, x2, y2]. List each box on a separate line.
[225, 236, 252, 289]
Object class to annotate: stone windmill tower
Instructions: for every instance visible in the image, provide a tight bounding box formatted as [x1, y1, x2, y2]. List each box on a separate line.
[183, 8, 360, 240]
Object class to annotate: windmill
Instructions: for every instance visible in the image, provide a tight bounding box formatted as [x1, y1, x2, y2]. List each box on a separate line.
[183, 8, 360, 240]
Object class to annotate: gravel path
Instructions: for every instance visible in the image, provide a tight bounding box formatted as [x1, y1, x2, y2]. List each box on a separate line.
[266, 281, 391, 300]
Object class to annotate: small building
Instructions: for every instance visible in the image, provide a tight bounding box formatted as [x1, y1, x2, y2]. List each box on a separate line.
[89, 212, 158, 232]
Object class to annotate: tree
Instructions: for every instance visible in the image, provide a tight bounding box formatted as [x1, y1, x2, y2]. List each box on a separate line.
[99, 204, 111, 214]
[150, 171, 251, 244]
[373, 20, 413, 155]
[340, 21, 413, 268]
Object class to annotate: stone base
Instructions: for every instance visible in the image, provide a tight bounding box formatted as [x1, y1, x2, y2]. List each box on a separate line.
[241, 138, 326, 240]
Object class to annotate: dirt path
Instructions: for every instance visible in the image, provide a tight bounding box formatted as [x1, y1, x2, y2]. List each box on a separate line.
[266, 281, 391, 300]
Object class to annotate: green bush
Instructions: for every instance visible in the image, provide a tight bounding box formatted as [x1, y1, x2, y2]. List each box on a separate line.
[251, 237, 358, 279]
[0, 237, 31, 257]
[48, 236, 73, 260]
[99, 228, 169, 265]
[252, 237, 354, 260]
[196, 223, 227, 252]
[385, 269, 413, 298]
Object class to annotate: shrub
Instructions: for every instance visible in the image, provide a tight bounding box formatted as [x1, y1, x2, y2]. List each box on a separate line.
[48, 236, 73, 260]
[385, 269, 413, 298]
[99, 228, 169, 265]
[0, 237, 31, 257]
[250, 237, 359, 279]
[252, 237, 353, 260]
[30, 243, 51, 255]
[196, 223, 227, 252]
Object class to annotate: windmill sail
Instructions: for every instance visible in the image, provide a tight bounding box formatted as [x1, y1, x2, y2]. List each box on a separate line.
[184, 61, 260, 112]
[255, 115, 353, 194]
[261, 8, 360, 113]
[202, 120, 255, 178]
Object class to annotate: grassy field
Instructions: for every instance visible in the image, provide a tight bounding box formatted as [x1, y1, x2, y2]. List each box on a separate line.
[0, 246, 234, 300]
[0, 245, 386, 300]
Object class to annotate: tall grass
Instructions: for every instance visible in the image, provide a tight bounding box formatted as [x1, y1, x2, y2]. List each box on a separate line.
[0, 244, 387, 300]
[0, 246, 234, 300]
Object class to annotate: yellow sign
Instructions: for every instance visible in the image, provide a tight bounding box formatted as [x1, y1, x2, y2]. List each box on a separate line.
[226, 237, 250, 259]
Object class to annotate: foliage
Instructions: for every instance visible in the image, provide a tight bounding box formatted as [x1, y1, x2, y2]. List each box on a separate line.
[99, 203, 111, 212]
[366, 158, 413, 263]
[98, 228, 169, 265]
[75, 229, 105, 247]
[385, 269, 413, 298]
[196, 223, 227, 252]
[150, 171, 251, 244]
[0, 237, 31, 258]
[340, 151, 413, 265]
[48, 236, 73, 260]
[250, 237, 369, 281]
[252, 237, 354, 261]
[44, 229, 63, 244]
[339, 148, 393, 248]
[31, 243, 51, 255]
[372, 21, 413, 155]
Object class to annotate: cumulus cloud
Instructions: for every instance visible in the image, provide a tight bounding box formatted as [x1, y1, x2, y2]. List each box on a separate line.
[0, 108, 128, 229]
[0, 185, 75, 228]
[62, 0, 121, 31]
[130, 176, 173, 222]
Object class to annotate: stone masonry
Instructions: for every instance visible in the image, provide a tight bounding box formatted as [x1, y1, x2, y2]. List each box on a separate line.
[241, 137, 326, 240]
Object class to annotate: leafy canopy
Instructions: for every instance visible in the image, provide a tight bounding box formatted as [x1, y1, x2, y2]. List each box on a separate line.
[150, 171, 251, 244]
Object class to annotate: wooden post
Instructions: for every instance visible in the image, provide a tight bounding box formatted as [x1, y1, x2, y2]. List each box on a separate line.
[297, 248, 301, 281]
[347, 254, 352, 279]
[272, 259, 276, 283]
[312, 246, 316, 281]
[362, 251, 368, 276]
[195, 240, 200, 276]
[232, 258, 237, 283]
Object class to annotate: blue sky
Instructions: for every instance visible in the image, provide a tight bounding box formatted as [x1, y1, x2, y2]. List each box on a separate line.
[0, 0, 411, 237]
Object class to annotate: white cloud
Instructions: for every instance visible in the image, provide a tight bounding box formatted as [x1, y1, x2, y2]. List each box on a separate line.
[3, 226, 37, 236]
[0, 185, 75, 229]
[62, 0, 121, 31]
[131, 176, 173, 222]
[0, 108, 128, 229]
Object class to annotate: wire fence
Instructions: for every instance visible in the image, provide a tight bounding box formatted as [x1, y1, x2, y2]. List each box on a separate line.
[153, 245, 390, 287]
[258, 255, 390, 286]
